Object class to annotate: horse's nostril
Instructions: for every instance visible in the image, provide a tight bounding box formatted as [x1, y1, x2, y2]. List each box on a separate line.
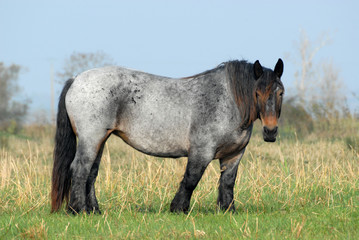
[272, 126, 278, 135]
[263, 126, 270, 134]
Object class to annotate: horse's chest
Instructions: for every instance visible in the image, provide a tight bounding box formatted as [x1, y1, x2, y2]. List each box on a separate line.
[215, 130, 252, 159]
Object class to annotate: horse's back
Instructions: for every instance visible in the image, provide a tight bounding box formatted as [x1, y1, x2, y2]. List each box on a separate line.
[65, 66, 193, 157]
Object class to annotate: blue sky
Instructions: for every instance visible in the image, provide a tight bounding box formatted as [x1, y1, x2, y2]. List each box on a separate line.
[1, 0, 358, 119]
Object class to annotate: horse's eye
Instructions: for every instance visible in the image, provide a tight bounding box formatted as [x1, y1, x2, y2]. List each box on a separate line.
[255, 91, 261, 99]
[279, 92, 284, 97]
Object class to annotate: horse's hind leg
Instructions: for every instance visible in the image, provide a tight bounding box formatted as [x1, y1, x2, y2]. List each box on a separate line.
[85, 140, 107, 214]
[217, 150, 245, 212]
[68, 130, 110, 214]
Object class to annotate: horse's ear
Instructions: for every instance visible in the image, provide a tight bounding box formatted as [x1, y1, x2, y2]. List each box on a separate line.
[254, 60, 263, 80]
[274, 58, 284, 78]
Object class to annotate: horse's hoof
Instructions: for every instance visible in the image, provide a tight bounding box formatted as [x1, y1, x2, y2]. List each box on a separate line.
[67, 205, 86, 215]
[170, 195, 191, 213]
[170, 207, 188, 214]
[87, 206, 102, 215]
[170, 203, 189, 214]
[219, 205, 235, 212]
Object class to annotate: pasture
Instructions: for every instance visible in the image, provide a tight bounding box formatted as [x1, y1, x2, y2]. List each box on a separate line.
[0, 120, 358, 239]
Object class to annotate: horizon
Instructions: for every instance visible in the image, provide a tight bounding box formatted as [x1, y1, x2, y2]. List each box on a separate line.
[1, 0, 358, 122]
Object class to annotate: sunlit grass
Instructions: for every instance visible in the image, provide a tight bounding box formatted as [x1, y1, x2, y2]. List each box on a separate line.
[0, 121, 358, 239]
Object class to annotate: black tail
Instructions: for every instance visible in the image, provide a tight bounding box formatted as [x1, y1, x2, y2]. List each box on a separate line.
[51, 78, 76, 212]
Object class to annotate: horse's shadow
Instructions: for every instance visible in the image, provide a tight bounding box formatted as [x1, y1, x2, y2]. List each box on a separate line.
[114, 202, 288, 216]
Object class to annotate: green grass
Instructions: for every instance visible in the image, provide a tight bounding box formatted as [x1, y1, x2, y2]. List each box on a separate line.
[0, 121, 358, 239]
[1, 205, 357, 239]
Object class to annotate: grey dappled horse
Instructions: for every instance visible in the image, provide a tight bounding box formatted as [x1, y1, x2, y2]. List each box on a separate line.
[51, 59, 284, 214]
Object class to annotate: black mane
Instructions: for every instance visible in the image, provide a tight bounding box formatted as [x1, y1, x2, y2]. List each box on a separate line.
[182, 60, 260, 128]
[224, 60, 258, 129]
[181, 64, 225, 80]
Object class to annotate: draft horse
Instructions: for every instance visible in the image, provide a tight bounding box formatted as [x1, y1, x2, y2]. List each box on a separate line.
[51, 59, 284, 214]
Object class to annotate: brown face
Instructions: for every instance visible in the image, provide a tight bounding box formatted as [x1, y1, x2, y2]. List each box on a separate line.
[256, 81, 284, 142]
[253, 59, 284, 142]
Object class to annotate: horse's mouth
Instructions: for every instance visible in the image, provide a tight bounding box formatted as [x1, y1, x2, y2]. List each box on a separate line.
[263, 136, 276, 142]
[262, 126, 278, 142]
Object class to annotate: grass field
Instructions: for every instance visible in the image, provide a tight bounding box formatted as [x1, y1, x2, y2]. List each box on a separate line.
[0, 121, 358, 239]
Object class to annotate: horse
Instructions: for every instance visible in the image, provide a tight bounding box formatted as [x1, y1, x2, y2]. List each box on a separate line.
[51, 59, 284, 214]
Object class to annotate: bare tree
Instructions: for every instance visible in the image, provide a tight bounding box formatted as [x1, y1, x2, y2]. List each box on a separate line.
[0, 62, 29, 132]
[314, 61, 347, 119]
[292, 30, 347, 119]
[293, 29, 330, 104]
[57, 51, 115, 84]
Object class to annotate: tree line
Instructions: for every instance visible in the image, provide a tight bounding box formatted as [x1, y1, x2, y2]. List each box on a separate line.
[0, 32, 356, 135]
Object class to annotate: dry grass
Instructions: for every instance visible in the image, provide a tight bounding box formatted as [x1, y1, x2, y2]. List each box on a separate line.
[0, 122, 358, 238]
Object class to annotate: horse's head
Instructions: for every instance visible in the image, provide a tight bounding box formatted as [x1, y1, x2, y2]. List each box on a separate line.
[253, 59, 284, 142]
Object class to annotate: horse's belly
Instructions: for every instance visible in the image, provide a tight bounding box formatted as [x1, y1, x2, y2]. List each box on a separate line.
[115, 119, 190, 158]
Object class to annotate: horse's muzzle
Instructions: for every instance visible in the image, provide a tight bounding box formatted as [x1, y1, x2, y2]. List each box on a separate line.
[263, 126, 278, 142]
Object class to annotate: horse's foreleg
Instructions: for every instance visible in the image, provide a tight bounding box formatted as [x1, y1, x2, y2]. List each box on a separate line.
[170, 149, 213, 213]
[217, 149, 245, 212]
